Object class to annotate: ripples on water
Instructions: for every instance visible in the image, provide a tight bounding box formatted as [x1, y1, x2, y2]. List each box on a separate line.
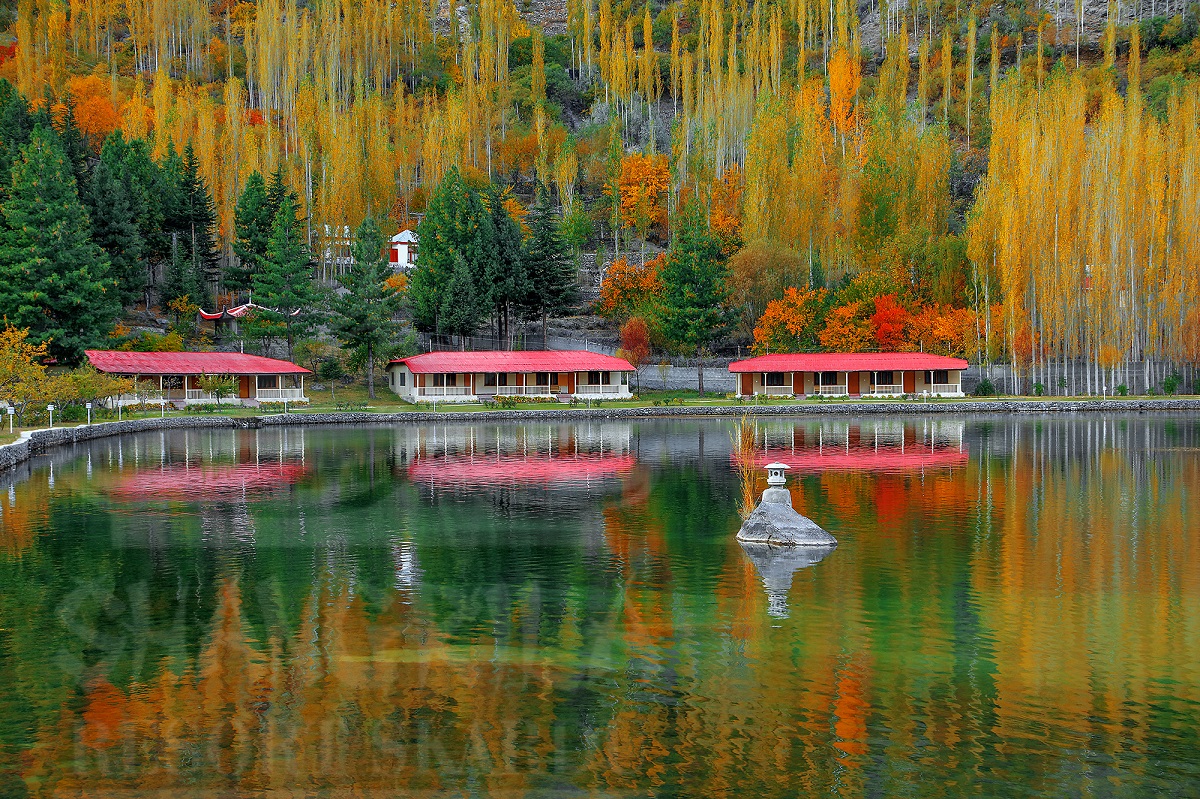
[0, 415, 1198, 797]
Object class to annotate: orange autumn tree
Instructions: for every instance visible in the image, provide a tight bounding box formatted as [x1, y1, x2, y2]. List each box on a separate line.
[828, 46, 862, 155]
[618, 316, 652, 394]
[709, 166, 744, 253]
[907, 305, 976, 357]
[870, 294, 911, 350]
[612, 153, 670, 250]
[819, 301, 874, 352]
[595, 254, 664, 321]
[752, 286, 828, 354]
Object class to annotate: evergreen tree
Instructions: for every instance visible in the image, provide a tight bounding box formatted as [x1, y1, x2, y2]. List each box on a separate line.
[439, 253, 484, 341]
[54, 94, 90, 186]
[0, 80, 32, 196]
[230, 171, 272, 293]
[177, 142, 220, 297]
[484, 184, 526, 348]
[519, 188, 577, 348]
[0, 125, 120, 362]
[331, 216, 403, 398]
[410, 167, 488, 336]
[656, 202, 734, 395]
[249, 196, 318, 362]
[266, 163, 298, 218]
[87, 158, 144, 308]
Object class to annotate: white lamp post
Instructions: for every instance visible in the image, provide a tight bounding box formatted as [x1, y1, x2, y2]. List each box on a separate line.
[86, 401, 93, 425]
[47, 404, 55, 430]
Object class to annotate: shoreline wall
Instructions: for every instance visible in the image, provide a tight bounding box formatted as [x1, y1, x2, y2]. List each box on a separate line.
[4, 398, 1200, 474]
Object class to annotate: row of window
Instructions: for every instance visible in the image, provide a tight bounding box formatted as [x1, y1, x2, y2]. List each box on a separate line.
[762, 370, 950, 386]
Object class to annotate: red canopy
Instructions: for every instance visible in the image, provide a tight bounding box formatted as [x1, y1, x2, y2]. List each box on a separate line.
[391, 350, 634, 374]
[86, 350, 310, 376]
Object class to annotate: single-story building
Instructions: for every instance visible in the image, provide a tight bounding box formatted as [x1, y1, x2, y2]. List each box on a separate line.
[386, 350, 636, 402]
[85, 350, 310, 406]
[728, 353, 969, 398]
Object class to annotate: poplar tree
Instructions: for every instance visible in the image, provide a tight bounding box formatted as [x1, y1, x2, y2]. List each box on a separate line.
[249, 196, 318, 363]
[656, 202, 733, 395]
[331, 217, 403, 397]
[0, 125, 119, 362]
[519, 188, 577, 348]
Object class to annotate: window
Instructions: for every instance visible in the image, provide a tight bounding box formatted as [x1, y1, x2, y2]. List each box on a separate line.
[396, 371, 406, 386]
[446, 373, 457, 387]
[819, 371, 838, 386]
[875, 371, 893, 386]
[257, 375, 278, 389]
[933, 370, 949, 384]
[535, 372, 550, 386]
[432, 373, 456, 388]
[602, 371, 611, 385]
[498, 373, 509, 386]
[765, 372, 787, 386]
[587, 370, 601, 385]
[484, 373, 497, 387]
[163, 376, 183, 390]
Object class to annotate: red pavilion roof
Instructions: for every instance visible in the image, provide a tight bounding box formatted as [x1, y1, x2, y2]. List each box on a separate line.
[391, 350, 635, 374]
[86, 350, 310, 376]
[728, 353, 969, 373]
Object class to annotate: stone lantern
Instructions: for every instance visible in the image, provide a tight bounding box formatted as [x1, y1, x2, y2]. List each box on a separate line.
[736, 462, 838, 548]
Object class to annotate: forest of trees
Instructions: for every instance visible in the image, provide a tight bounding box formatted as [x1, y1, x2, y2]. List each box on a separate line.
[2, 0, 1200, 392]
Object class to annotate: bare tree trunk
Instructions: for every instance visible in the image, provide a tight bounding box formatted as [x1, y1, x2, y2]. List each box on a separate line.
[367, 342, 376, 399]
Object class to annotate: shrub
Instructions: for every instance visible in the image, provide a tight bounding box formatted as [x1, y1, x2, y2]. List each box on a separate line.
[1116, 384, 1128, 396]
[973, 377, 997, 397]
[1163, 372, 1181, 395]
[1033, 382, 1045, 397]
[185, 403, 225, 414]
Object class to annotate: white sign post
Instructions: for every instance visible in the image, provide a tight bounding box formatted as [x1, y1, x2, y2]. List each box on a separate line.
[46, 404, 55, 430]
[6, 406, 13, 435]
[86, 402, 93, 426]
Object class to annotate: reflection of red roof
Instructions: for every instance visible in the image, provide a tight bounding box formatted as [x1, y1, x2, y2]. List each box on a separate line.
[86, 350, 310, 375]
[408, 453, 636, 485]
[108, 462, 309, 500]
[728, 353, 969, 372]
[391, 350, 634, 374]
[738, 447, 968, 472]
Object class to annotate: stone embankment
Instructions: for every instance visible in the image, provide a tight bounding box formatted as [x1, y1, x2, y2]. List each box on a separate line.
[4, 398, 1200, 473]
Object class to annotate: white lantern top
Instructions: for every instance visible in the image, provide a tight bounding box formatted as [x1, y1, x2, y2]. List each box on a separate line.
[765, 462, 790, 486]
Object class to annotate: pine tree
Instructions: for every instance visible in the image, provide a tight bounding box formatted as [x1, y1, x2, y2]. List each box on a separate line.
[439, 253, 485, 341]
[655, 202, 733, 394]
[0, 80, 33, 196]
[87, 158, 144, 308]
[411, 167, 484, 334]
[230, 171, 272, 293]
[0, 125, 119, 362]
[177, 142, 220, 297]
[519, 188, 577, 348]
[483, 183, 525, 347]
[331, 217, 403, 398]
[249, 196, 318, 363]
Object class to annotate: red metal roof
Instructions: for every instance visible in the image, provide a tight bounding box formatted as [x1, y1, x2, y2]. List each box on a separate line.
[391, 350, 635, 374]
[728, 353, 969, 373]
[85, 350, 310, 375]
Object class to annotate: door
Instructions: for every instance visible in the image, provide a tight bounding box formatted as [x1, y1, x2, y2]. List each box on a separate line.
[239, 376, 251, 398]
[791, 372, 802, 395]
[848, 372, 860, 396]
[903, 370, 916, 392]
[740, 373, 753, 396]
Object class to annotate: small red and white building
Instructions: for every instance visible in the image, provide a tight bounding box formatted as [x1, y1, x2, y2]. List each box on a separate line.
[386, 351, 636, 403]
[389, 230, 418, 270]
[728, 353, 969, 398]
[86, 350, 310, 406]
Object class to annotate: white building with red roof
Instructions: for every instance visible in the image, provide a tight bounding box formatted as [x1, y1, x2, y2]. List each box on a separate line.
[386, 350, 636, 402]
[86, 350, 310, 406]
[728, 353, 968, 398]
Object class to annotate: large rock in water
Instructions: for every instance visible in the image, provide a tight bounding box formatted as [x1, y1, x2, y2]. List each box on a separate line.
[736, 486, 839, 547]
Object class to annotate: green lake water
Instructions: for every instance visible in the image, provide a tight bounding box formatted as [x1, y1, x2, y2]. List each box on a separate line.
[0, 415, 1198, 797]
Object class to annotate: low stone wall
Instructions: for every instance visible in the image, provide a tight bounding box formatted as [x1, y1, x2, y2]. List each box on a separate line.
[4, 398, 1200, 473]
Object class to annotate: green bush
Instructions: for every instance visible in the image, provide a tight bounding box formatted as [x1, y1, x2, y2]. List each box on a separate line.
[973, 377, 997, 397]
[185, 403, 224, 414]
[1163, 372, 1181, 395]
[1033, 383, 1046, 397]
[1116, 384, 1129, 396]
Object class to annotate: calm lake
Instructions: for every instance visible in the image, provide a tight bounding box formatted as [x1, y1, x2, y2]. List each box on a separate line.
[1, 415, 1198, 797]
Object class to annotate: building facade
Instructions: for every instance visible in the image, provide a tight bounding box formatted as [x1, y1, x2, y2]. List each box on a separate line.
[386, 351, 635, 403]
[729, 353, 968, 398]
[86, 350, 310, 406]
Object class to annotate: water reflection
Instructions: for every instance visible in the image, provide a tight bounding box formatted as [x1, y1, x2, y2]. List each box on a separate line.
[739, 541, 835, 617]
[0, 415, 1197, 796]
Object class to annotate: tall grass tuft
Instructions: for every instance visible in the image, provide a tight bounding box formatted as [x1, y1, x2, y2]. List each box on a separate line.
[731, 415, 761, 519]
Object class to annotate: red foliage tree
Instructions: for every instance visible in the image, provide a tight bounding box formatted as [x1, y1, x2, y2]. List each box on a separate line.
[870, 294, 911, 350]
